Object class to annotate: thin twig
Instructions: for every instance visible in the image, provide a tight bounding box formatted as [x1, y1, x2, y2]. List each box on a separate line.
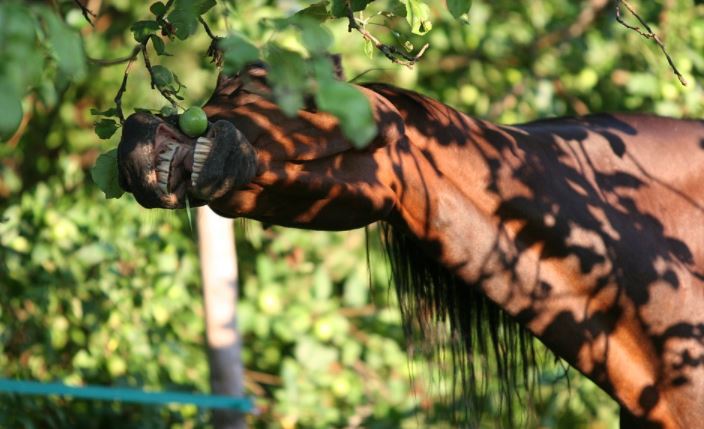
[199, 16, 223, 65]
[615, 0, 687, 86]
[345, 7, 428, 68]
[73, 0, 96, 27]
[199, 16, 219, 41]
[114, 59, 136, 123]
[88, 45, 141, 67]
[141, 45, 179, 107]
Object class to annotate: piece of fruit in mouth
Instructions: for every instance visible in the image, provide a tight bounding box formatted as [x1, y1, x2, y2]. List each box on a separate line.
[155, 136, 214, 194]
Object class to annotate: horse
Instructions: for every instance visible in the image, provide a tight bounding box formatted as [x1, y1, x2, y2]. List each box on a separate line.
[116, 63, 704, 428]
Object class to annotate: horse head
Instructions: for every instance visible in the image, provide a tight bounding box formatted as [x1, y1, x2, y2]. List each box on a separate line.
[117, 62, 407, 230]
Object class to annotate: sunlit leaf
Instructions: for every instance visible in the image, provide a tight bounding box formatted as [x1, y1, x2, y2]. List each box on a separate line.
[404, 0, 432, 35]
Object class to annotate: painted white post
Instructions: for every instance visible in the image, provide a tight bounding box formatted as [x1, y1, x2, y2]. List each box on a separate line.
[197, 206, 246, 429]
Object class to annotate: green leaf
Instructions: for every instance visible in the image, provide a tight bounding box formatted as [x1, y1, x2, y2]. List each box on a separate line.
[315, 80, 377, 148]
[350, 0, 373, 11]
[220, 34, 260, 75]
[266, 46, 308, 116]
[294, 1, 330, 22]
[331, 0, 373, 16]
[160, 105, 178, 116]
[94, 119, 119, 139]
[363, 38, 374, 58]
[131, 20, 159, 43]
[404, 0, 432, 35]
[150, 35, 167, 55]
[388, 0, 407, 17]
[447, 0, 472, 19]
[42, 11, 87, 81]
[91, 149, 124, 199]
[150, 1, 167, 16]
[299, 20, 333, 55]
[167, 0, 216, 40]
[311, 56, 336, 82]
[151, 65, 174, 89]
[0, 84, 23, 142]
[90, 107, 119, 117]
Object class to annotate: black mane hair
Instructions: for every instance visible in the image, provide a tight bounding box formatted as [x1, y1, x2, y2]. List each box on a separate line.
[379, 221, 545, 427]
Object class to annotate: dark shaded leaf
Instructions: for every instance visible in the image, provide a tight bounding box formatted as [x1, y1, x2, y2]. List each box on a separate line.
[94, 119, 119, 140]
[0, 84, 23, 141]
[90, 107, 119, 117]
[447, 0, 472, 19]
[150, 1, 167, 16]
[331, 0, 372, 16]
[150, 35, 167, 55]
[131, 20, 159, 43]
[151, 65, 174, 89]
[167, 0, 216, 40]
[91, 149, 124, 199]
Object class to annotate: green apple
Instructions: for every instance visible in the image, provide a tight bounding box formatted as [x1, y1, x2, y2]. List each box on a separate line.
[179, 106, 208, 137]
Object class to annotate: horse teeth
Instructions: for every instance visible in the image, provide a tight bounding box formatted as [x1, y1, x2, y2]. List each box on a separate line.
[195, 145, 210, 155]
[196, 137, 213, 147]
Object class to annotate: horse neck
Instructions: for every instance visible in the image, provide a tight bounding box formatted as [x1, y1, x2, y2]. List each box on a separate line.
[375, 86, 703, 428]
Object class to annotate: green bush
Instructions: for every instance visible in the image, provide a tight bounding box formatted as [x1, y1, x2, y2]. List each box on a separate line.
[3, 0, 704, 428]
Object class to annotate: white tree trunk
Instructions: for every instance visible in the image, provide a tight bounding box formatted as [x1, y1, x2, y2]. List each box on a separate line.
[197, 206, 246, 429]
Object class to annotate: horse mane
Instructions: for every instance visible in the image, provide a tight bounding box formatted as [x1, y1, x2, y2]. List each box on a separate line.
[378, 221, 544, 426]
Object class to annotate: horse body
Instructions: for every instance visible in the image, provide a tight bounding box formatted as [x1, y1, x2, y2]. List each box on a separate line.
[117, 67, 704, 428]
[356, 85, 704, 428]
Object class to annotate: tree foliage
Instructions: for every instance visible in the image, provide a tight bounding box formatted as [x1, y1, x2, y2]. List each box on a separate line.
[2, 0, 704, 428]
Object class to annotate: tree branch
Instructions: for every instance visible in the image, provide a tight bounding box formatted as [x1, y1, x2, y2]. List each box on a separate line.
[88, 45, 141, 67]
[199, 16, 224, 66]
[615, 0, 687, 86]
[114, 59, 136, 123]
[141, 45, 179, 107]
[73, 0, 96, 27]
[345, 7, 428, 68]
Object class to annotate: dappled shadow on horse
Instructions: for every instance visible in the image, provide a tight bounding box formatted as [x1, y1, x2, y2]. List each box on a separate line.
[116, 62, 704, 428]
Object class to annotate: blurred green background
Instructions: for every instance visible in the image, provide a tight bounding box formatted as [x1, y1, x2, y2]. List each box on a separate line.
[2, 0, 704, 428]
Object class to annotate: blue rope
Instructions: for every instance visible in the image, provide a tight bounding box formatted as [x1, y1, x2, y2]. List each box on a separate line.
[0, 379, 254, 412]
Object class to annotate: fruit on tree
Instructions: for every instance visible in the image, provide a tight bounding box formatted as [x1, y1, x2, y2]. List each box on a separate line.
[178, 106, 208, 137]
